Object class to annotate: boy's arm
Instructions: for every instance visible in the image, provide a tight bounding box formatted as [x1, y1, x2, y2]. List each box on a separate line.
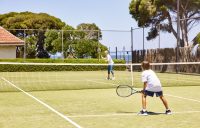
[143, 82, 147, 90]
[142, 82, 147, 92]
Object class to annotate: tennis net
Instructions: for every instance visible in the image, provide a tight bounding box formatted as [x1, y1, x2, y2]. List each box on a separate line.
[0, 63, 130, 92]
[0, 62, 199, 92]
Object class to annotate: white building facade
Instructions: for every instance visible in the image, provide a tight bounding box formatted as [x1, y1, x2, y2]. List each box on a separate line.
[0, 27, 24, 58]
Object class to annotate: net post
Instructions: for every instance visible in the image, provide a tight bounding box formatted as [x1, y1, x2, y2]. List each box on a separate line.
[131, 63, 134, 86]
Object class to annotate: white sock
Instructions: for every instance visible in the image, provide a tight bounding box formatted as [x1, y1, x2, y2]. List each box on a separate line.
[142, 109, 147, 112]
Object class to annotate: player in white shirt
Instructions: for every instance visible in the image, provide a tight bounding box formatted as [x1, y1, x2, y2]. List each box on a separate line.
[104, 51, 115, 80]
[139, 61, 171, 116]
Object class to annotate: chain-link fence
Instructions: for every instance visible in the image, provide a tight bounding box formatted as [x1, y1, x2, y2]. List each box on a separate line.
[5, 27, 179, 63]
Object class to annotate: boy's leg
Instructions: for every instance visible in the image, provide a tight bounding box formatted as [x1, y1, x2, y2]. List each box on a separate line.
[107, 65, 111, 79]
[111, 70, 114, 76]
[160, 95, 172, 114]
[111, 71, 115, 80]
[138, 92, 148, 115]
[159, 95, 169, 110]
[156, 92, 171, 114]
[110, 65, 114, 77]
[110, 65, 115, 79]
[141, 90, 154, 110]
[142, 93, 147, 110]
[107, 73, 110, 79]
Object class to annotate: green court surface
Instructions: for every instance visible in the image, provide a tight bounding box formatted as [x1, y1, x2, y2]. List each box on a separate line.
[0, 71, 200, 128]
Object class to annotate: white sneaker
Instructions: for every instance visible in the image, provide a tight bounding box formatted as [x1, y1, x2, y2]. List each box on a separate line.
[165, 110, 172, 115]
[138, 110, 148, 116]
[111, 77, 115, 80]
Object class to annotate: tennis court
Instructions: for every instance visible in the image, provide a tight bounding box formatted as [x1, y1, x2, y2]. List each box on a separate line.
[0, 64, 200, 128]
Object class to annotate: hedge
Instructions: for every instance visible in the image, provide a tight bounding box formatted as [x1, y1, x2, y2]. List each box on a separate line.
[0, 58, 126, 72]
[0, 64, 126, 72]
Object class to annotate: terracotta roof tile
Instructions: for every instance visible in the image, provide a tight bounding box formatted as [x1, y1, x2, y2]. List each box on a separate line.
[0, 26, 24, 46]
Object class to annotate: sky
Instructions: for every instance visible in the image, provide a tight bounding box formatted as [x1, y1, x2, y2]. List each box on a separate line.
[0, 0, 199, 52]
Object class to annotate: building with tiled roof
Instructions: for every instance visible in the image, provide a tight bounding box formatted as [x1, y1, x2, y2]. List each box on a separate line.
[0, 26, 24, 58]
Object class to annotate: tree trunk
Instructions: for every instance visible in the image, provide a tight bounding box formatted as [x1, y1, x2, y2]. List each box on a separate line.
[181, 13, 189, 47]
[166, 12, 186, 47]
[167, 12, 178, 39]
[36, 31, 49, 58]
[180, 1, 190, 47]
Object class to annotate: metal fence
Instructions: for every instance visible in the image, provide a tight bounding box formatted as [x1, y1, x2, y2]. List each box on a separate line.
[4, 27, 182, 62]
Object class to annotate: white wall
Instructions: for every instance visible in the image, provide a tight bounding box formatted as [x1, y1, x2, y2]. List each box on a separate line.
[0, 46, 16, 58]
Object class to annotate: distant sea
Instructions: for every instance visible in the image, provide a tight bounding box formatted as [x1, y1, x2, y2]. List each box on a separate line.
[110, 54, 132, 63]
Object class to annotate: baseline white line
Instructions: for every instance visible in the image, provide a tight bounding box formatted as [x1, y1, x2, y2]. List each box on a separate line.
[68, 110, 200, 118]
[1, 77, 82, 128]
[165, 94, 200, 103]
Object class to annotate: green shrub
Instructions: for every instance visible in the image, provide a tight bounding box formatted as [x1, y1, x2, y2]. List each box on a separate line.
[0, 64, 126, 72]
[0, 58, 126, 72]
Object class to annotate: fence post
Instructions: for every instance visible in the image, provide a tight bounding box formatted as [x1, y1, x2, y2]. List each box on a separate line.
[176, 0, 180, 73]
[131, 27, 133, 63]
[115, 46, 118, 59]
[23, 29, 26, 61]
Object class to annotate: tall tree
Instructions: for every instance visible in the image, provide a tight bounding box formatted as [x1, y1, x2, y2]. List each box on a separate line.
[74, 39, 107, 58]
[76, 23, 105, 58]
[77, 23, 102, 41]
[45, 24, 107, 58]
[25, 35, 37, 58]
[45, 25, 76, 55]
[0, 11, 65, 58]
[129, 0, 200, 47]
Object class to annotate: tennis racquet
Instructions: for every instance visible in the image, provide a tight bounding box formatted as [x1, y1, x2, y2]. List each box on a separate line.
[116, 85, 141, 97]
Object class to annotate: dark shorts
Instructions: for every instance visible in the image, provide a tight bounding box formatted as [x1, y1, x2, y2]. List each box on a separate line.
[144, 90, 163, 97]
[108, 65, 113, 74]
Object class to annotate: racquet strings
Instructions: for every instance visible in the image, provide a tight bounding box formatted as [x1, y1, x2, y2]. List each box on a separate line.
[116, 85, 132, 97]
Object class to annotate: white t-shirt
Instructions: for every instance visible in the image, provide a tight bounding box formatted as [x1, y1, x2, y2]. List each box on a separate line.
[141, 69, 162, 92]
[107, 54, 114, 65]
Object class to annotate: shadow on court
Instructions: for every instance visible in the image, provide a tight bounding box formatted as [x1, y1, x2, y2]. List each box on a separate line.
[147, 111, 165, 115]
[116, 111, 165, 115]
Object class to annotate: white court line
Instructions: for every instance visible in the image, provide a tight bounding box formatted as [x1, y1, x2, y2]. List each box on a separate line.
[86, 79, 118, 86]
[87, 79, 200, 103]
[68, 110, 200, 118]
[1, 77, 83, 128]
[165, 94, 200, 103]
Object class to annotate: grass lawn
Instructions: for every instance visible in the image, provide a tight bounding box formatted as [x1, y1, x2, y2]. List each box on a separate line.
[0, 71, 200, 128]
[0, 86, 199, 128]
